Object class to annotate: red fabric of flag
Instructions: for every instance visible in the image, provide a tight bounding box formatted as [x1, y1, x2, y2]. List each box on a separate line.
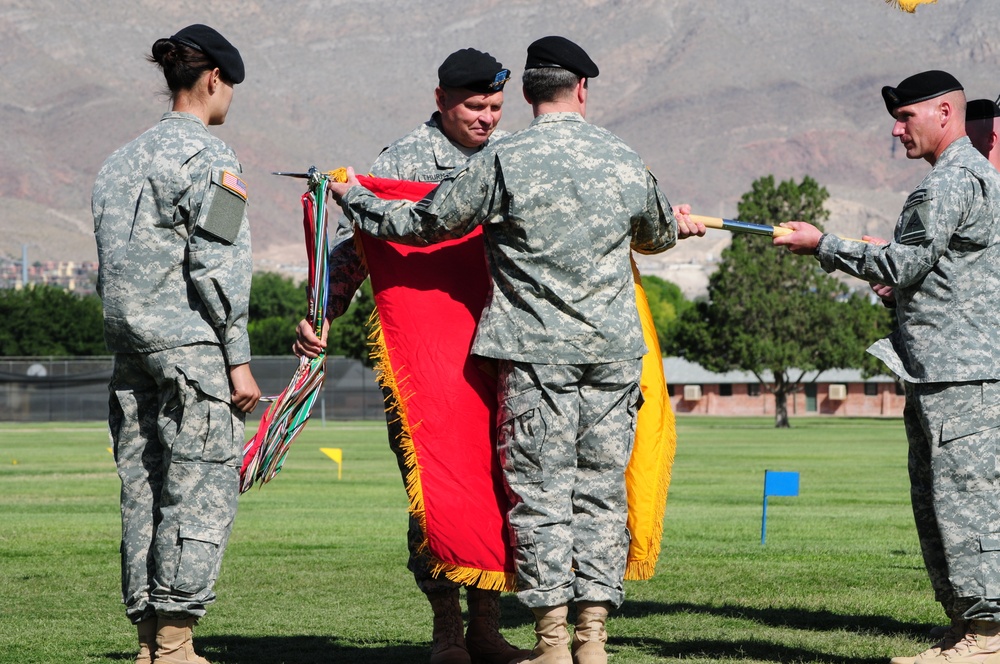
[356, 175, 515, 588]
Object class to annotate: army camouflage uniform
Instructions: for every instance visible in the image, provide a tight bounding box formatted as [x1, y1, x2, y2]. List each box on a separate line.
[326, 112, 507, 593]
[339, 111, 678, 608]
[92, 111, 252, 622]
[816, 136, 1000, 622]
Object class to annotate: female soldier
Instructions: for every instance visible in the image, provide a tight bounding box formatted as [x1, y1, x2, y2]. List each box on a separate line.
[92, 24, 260, 664]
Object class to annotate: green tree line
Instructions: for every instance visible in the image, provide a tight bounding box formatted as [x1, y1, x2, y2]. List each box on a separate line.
[0, 273, 375, 361]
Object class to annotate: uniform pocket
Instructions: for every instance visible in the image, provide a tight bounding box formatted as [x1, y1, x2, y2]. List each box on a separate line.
[510, 528, 542, 591]
[941, 402, 1000, 444]
[173, 523, 225, 594]
[168, 362, 237, 464]
[497, 389, 546, 485]
[938, 402, 1000, 491]
[980, 534, 1000, 598]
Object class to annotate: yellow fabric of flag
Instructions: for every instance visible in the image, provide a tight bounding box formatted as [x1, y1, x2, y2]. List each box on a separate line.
[624, 258, 678, 580]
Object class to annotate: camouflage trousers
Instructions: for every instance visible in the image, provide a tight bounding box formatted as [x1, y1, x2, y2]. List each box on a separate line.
[109, 344, 244, 623]
[496, 359, 643, 609]
[381, 385, 459, 594]
[905, 380, 1000, 622]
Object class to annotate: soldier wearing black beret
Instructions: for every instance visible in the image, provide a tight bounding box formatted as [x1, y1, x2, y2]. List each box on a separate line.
[98, 22, 260, 664]
[966, 97, 1000, 168]
[777, 69, 1000, 664]
[294, 45, 524, 664]
[325, 33, 702, 664]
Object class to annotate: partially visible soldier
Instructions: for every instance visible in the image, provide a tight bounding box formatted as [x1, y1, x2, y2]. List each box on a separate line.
[325, 36, 704, 664]
[294, 48, 525, 664]
[774, 70, 1000, 664]
[92, 24, 260, 664]
[966, 97, 1000, 170]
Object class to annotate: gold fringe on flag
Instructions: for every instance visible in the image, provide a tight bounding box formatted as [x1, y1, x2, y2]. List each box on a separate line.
[885, 0, 937, 12]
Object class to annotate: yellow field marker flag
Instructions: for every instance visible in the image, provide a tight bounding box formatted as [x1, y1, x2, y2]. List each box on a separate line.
[321, 447, 343, 479]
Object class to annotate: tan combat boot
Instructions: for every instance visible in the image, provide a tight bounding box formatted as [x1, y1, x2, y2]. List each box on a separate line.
[916, 620, 1000, 664]
[428, 589, 471, 664]
[890, 619, 966, 664]
[571, 602, 610, 664]
[510, 605, 571, 663]
[464, 587, 529, 664]
[155, 617, 211, 664]
[135, 617, 157, 664]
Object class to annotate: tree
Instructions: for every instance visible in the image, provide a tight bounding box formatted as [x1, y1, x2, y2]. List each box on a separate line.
[0, 285, 106, 356]
[641, 274, 691, 349]
[247, 273, 306, 356]
[671, 175, 894, 427]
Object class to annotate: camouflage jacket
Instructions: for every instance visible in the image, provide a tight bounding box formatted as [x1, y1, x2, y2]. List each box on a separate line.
[817, 137, 1000, 382]
[92, 112, 253, 365]
[325, 113, 507, 318]
[339, 112, 678, 364]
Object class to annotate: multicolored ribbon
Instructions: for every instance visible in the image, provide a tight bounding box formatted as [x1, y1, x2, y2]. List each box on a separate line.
[239, 169, 330, 493]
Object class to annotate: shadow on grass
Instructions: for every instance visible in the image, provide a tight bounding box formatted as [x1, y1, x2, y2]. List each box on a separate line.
[619, 600, 936, 638]
[104, 636, 427, 664]
[101, 600, 931, 663]
[614, 634, 890, 664]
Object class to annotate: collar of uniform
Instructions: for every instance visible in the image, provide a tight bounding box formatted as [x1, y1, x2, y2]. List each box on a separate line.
[934, 135, 973, 168]
[530, 111, 586, 126]
[159, 111, 208, 129]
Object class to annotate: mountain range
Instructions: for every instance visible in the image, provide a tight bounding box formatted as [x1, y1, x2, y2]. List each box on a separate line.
[3, 0, 998, 296]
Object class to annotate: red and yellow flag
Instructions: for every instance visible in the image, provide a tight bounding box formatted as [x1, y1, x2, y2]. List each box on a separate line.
[345, 173, 677, 589]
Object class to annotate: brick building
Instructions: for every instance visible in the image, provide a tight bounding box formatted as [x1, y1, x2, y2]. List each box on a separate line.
[664, 356, 905, 417]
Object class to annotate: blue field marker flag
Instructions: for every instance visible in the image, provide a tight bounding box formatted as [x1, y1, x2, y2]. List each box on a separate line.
[761, 470, 799, 545]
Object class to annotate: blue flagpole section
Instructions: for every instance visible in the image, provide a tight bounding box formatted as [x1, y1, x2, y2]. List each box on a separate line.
[761, 496, 769, 545]
[761, 470, 800, 545]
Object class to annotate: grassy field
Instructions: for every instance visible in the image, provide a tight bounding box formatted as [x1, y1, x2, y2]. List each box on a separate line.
[0, 416, 942, 663]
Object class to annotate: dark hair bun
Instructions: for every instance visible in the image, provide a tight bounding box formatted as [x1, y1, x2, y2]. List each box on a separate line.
[150, 38, 177, 67]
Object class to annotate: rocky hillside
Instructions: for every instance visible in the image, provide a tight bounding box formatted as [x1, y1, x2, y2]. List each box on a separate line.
[2, 0, 998, 296]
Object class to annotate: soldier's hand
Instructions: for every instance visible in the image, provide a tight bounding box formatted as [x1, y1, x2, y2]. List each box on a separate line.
[327, 167, 361, 203]
[774, 221, 822, 255]
[870, 282, 895, 304]
[292, 318, 329, 359]
[673, 204, 705, 239]
[229, 363, 261, 413]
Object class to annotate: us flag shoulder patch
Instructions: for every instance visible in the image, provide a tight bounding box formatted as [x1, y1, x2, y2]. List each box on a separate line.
[220, 171, 248, 200]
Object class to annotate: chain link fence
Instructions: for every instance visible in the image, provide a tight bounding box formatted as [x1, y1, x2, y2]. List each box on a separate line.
[0, 356, 385, 423]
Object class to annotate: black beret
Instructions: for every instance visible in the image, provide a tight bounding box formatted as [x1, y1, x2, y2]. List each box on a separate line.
[170, 24, 245, 85]
[525, 36, 599, 79]
[967, 98, 1000, 122]
[881, 70, 963, 115]
[437, 48, 509, 94]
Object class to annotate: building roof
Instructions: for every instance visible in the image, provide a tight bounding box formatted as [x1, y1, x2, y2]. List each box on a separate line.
[662, 356, 896, 385]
